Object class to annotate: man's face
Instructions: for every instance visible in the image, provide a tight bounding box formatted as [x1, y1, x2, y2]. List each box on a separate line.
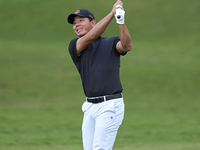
[73, 16, 95, 37]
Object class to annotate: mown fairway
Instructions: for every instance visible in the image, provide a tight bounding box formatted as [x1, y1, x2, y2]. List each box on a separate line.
[0, 0, 200, 150]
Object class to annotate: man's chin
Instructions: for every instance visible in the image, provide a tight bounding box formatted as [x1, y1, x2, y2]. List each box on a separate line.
[78, 34, 86, 37]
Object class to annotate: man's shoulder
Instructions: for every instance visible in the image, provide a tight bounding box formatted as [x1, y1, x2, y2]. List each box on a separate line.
[100, 36, 120, 45]
[101, 36, 119, 40]
[69, 38, 79, 51]
[70, 38, 79, 45]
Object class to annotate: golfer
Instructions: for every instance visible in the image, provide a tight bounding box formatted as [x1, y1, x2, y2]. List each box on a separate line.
[67, 0, 132, 149]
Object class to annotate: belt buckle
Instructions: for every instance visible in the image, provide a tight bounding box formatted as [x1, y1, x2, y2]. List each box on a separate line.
[103, 96, 106, 102]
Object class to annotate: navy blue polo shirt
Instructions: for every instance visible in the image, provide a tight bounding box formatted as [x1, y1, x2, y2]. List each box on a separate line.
[68, 36, 126, 97]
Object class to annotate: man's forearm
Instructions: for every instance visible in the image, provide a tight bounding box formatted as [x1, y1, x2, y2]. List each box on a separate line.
[87, 12, 114, 40]
[76, 12, 114, 53]
[76, 0, 124, 54]
[118, 24, 132, 51]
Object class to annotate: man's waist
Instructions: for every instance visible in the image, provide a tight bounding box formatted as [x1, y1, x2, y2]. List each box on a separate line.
[86, 93, 122, 104]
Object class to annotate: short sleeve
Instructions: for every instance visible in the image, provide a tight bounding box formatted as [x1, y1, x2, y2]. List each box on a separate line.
[113, 36, 120, 47]
[68, 38, 79, 63]
[113, 36, 127, 56]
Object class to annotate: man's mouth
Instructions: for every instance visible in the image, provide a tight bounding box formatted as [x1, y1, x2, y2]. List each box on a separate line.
[77, 28, 82, 33]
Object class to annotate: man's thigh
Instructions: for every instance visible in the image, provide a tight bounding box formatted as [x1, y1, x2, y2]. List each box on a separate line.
[82, 102, 95, 150]
[93, 110, 124, 150]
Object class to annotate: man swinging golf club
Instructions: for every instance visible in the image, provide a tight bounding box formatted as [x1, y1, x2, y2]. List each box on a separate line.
[67, 0, 132, 149]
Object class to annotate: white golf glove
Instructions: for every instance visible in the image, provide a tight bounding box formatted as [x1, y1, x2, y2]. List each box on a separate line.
[115, 5, 125, 24]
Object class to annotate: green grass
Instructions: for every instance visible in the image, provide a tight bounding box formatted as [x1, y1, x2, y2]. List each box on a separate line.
[0, 0, 200, 149]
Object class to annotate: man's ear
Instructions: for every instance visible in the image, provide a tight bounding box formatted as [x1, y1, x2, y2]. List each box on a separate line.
[91, 20, 96, 26]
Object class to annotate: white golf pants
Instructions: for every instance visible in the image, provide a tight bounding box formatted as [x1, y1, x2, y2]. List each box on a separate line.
[81, 97, 124, 150]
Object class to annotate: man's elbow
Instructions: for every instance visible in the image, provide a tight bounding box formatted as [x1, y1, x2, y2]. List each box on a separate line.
[124, 43, 132, 52]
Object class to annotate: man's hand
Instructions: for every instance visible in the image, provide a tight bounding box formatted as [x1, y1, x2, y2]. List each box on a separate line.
[111, 0, 124, 16]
